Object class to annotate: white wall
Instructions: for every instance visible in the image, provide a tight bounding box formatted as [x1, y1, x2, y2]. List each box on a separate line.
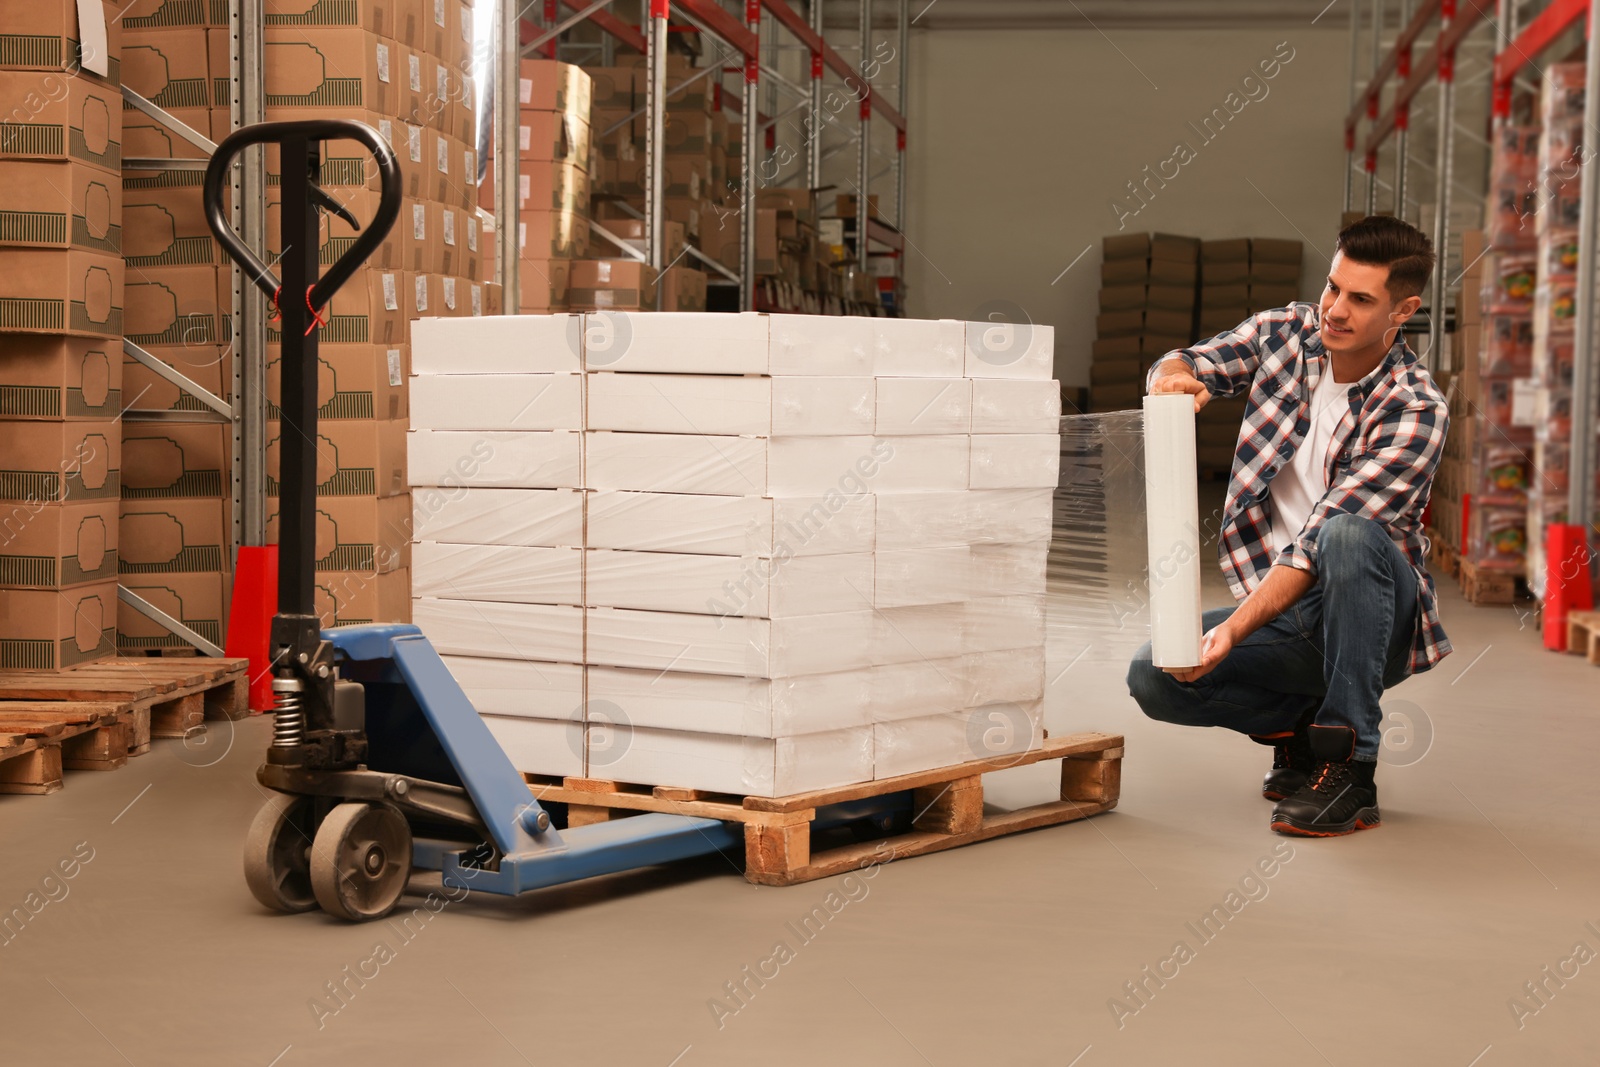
[902, 27, 1353, 387]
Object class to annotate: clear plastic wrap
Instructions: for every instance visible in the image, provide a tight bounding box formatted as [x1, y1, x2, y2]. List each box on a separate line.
[441, 655, 584, 719]
[407, 428, 581, 488]
[872, 317, 965, 377]
[583, 606, 877, 677]
[583, 548, 875, 617]
[875, 377, 972, 434]
[969, 433, 1061, 488]
[872, 700, 1045, 780]
[412, 487, 584, 548]
[412, 543, 582, 604]
[479, 715, 584, 778]
[586, 372, 874, 435]
[585, 664, 874, 737]
[585, 490, 876, 556]
[597, 723, 875, 797]
[409, 372, 583, 430]
[970, 379, 1062, 433]
[411, 597, 583, 662]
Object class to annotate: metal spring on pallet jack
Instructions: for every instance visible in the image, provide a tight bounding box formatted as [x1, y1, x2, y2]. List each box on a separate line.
[271, 677, 305, 748]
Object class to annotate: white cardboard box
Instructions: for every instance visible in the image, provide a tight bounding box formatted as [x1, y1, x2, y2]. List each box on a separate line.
[481, 714, 584, 777]
[443, 655, 584, 719]
[873, 318, 965, 377]
[872, 700, 1044, 779]
[407, 429, 581, 488]
[411, 373, 583, 430]
[583, 311, 768, 372]
[585, 491, 875, 556]
[584, 432, 887, 496]
[970, 379, 1061, 433]
[969, 433, 1059, 489]
[970, 542, 1050, 598]
[412, 314, 582, 374]
[873, 602, 969, 664]
[586, 373, 873, 436]
[874, 488, 1054, 549]
[963, 321, 1055, 380]
[869, 656, 969, 722]
[413, 543, 582, 604]
[585, 664, 874, 737]
[875, 377, 972, 435]
[873, 546, 972, 608]
[584, 549, 874, 617]
[872, 435, 969, 492]
[964, 595, 1046, 653]
[412, 487, 583, 547]
[584, 606, 875, 676]
[768, 314, 875, 376]
[412, 597, 584, 661]
[593, 723, 874, 797]
[964, 647, 1046, 707]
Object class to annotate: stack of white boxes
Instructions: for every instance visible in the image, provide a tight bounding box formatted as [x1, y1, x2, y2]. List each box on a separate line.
[407, 312, 1059, 797]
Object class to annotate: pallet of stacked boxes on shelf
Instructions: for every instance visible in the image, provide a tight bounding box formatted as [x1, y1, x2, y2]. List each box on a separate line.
[1091, 232, 1198, 415]
[0, 0, 124, 670]
[405, 312, 1059, 795]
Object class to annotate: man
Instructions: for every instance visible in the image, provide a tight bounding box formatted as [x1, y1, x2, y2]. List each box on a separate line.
[1125, 215, 1451, 838]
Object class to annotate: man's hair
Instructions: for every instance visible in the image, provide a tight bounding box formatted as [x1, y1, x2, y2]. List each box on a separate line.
[1335, 215, 1435, 301]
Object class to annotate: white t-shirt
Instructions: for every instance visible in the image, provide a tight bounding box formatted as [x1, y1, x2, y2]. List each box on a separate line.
[1268, 365, 1355, 557]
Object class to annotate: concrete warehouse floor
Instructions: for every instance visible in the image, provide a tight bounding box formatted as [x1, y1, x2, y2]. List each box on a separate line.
[1, 557, 1597, 1066]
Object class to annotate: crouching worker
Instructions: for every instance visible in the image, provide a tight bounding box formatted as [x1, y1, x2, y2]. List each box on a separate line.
[1126, 216, 1452, 837]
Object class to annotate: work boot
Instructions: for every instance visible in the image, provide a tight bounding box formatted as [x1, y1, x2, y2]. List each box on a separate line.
[1270, 725, 1381, 837]
[1249, 727, 1314, 801]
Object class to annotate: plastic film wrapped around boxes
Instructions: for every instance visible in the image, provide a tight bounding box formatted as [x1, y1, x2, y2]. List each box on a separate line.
[407, 312, 1062, 794]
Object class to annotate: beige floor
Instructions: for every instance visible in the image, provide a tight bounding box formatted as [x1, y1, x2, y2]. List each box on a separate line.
[1, 562, 1596, 1066]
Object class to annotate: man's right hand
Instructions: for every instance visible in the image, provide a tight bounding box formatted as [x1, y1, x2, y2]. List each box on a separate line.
[1149, 360, 1211, 413]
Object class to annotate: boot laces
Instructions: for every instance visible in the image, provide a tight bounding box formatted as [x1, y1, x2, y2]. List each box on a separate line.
[1308, 760, 1353, 795]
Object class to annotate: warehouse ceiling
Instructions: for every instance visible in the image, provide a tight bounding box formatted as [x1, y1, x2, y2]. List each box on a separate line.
[823, 0, 1357, 30]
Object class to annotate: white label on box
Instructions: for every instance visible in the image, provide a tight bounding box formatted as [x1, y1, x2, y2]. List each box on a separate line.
[409, 54, 422, 92]
[412, 203, 426, 240]
[438, 64, 448, 99]
[437, 136, 449, 173]
[379, 118, 392, 144]
[414, 275, 429, 311]
[408, 124, 422, 162]
[518, 173, 529, 202]
[1511, 377, 1537, 426]
[519, 125, 531, 152]
[471, 284, 482, 316]
[434, 0, 445, 26]
[387, 349, 402, 386]
[443, 210, 456, 246]
[75, 0, 109, 76]
[382, 273, 398, 310]
[461, 6, 472, 41]
[376, 42, 391, 82]
[443, 277, 457, 309]
[464, 149, 475, 182]
[467, 216, 478, 251]
[519, 77, 531, 104]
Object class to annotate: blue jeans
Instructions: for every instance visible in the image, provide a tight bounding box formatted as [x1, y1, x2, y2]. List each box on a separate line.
[1125, 513, 1419, 761]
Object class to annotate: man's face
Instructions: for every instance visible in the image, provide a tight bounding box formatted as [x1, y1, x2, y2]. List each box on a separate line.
[1318, 251, 1413, 354]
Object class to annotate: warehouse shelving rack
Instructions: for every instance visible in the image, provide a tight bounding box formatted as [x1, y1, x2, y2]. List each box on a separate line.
[1344, 0, 1598, 629]
[116, 0, 911, 655]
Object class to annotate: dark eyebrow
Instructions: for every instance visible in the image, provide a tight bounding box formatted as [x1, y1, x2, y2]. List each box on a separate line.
[1327, 277, 1377, 300]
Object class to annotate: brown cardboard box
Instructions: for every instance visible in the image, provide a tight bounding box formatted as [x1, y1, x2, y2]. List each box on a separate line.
[567, 260, 658, 311]
[266, 493, 410, 573]
[393, 42, 427, 124]
[425, 128, 467, 205]
[1249, 283, 1299, 308]
[266, 268, 408, 347]
[390, 0, 423, 45]
[447, 0, 473, 75]
[1201, 282, 1250, 309]
[1250, 261, 1300, 285]
[266, 418, 408, 498]
[117, 571, 224, 650]
[517, 258, 571, 312]
[0, 70, 121, 173]
[438, 203, 471, 277]
[835, 193, 877, 221]
[519, 159, 588, 214]
[1090, 333, 1190, 360]
[664, 110, 713, 155]
[122, 342, 228, 413]
[0, 0, 122, 82]
[1102, 233, 1151, 261]
[1095, 310, 1143, 338]
[1147, 285, 1197, 312]
[699, 204, 739, 270]
[264, 0, 399, 40]
[118, 497, 226, 573]
[518, 208, 588, 260]
[659, 267, 707, 312]
[371, 115, 427, 199]
[1089, 384, 1142, 412]
[124, 264, 227, 347]
[122, 424, 227, 499]
[119, 0, 224, 27]
[0, 419, 120, 503]
[122, 29, 210, 110]
[1200, 305, 1253, 335]
[122, 181, 215, 266]
[1201, 238, 1251, 263]
[1202, 260, 1250, 285]
[316, 567, 410, 626]
[1098, 285, 1146, 312]
[122, 108, 212, 164]
[267, 343, 408, 421]
[0, 248, 123, 336]
[484, 281, 502, 315]
[520, 58, 593, 117]
[0, 160, 120, 253]
[1151, 259, 1197, 286]
[584, 66, 639, 110]
[0, 335, 122, 419]
[0, 499, 118, 588]
[435, 275, 473, 316]
[593, 218, 686, 265]
[1250, 238, 1303, 265]
[518, 109, 588, 167]
[1144, 308, 1192, 336]
[1101, 259, 1148, 285]
[266, 185, 407, 271]
[408, 271, 438, 320]
[753, 208, 778, 275]
[264, 29, 395, 114]
[1150, 233, 1199, 263]
[0, 582, 118, 669]
[460, 209, 483, 282]
[1090, 356, 1147, 387]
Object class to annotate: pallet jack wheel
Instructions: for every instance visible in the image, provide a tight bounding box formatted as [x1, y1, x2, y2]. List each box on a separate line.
[309, 802, 413, 922]
[243, 792, 322, 913]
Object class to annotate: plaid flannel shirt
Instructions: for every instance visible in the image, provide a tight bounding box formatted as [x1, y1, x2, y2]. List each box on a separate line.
[1148, 302, 1452, 675]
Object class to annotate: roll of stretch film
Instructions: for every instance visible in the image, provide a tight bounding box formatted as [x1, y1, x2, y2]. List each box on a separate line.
[1141, 394, 1203, 667]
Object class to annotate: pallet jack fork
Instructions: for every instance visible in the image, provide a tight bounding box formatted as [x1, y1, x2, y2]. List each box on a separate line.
[206, 121, 740, 921]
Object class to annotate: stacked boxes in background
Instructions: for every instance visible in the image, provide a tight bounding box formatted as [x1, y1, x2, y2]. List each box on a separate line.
[506, 59, 592, 312]
[407, 313, 1059, 794]
[1433, 229, 1488, 559]
[0, 0, 125, 668]
[1091, 232, 1199, 415]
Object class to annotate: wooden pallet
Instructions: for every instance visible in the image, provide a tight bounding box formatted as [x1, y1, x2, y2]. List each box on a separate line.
[0, 657, 250, 756]
[1427, 528, 1460, 579]
[1566, 610, 1600, 665]
[1459, 558, 1517, 605]
[525, 731, 1123, 887]
[0, 702, 131, 794]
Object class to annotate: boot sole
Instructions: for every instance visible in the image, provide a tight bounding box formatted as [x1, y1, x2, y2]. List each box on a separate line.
[1270, 807, 1382, 837]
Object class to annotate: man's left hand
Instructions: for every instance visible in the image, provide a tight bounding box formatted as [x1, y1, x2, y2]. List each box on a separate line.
[1162, 624, 1235, 683]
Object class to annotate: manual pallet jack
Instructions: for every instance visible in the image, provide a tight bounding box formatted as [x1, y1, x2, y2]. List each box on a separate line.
[207, 121, 752, 921]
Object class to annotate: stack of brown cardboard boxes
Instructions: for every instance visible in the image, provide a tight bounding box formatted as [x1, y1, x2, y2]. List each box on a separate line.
[0, 0, 125, 668]
[1431, 229, 1487, 561]
[1089, 233, 1199, 414]
[507, 58, 592, 311]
